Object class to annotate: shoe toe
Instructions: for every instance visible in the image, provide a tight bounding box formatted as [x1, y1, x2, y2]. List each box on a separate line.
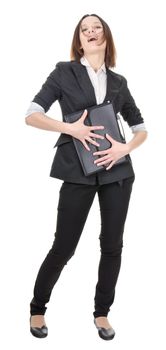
[30, 325, 48, 338]
[98, 327, 115, 340]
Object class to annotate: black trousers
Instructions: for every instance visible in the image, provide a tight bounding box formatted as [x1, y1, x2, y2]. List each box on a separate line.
[30, 176, 134, 318]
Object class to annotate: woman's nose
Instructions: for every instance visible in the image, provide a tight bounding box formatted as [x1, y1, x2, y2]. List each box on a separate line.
[88, 28, 95, 34]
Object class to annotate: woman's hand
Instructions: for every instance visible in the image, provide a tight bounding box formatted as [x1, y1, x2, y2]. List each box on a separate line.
[93, 133, 130, 170]
[67, 109, 105, 151]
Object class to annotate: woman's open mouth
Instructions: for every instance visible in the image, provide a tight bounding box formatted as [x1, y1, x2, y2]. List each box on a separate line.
[87, 36, 98, 43]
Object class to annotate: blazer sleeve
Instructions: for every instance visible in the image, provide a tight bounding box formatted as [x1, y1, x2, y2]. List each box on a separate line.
[120, 77, 144, 127]
[32, 62, 62, 113]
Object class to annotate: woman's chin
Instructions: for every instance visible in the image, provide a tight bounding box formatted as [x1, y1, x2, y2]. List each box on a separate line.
[84, 47, 105, 54]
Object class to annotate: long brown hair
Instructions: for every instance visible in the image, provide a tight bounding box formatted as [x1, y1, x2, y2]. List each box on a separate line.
[70, 14, 117, 68]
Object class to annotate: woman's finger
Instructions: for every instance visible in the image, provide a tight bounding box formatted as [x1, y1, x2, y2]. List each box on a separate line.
[82, 139, 90, 151]
[106, 160, 116, 170]
[80, 109, 88, 121]
[85, 136, 100, 147]
[89, 132, 104, 140]
[90, 125, 104, 130]
[94, 154, 111, 164]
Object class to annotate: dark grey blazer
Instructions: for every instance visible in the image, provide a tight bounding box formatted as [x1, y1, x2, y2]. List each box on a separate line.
[32, 60, 144, 185]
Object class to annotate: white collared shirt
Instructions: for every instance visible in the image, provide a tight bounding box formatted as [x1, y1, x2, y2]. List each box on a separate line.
[25, 57, 146, 133]
[80, 56, 107, 105]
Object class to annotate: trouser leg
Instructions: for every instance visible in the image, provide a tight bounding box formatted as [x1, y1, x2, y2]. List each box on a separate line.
[93, 177, 134, 318]
[30, 182, 97, 315]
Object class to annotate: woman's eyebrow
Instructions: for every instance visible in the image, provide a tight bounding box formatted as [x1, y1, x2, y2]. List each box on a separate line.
[81, 22, 101, 27]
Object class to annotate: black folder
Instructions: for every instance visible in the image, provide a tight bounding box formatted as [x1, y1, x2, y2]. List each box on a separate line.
[64, 101, 128, 176]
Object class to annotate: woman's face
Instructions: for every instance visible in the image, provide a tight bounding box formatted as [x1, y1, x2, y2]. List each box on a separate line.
[79, 16, 106, 55]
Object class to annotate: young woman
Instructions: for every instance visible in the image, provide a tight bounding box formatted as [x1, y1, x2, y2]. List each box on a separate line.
[25, 14, 147, 341]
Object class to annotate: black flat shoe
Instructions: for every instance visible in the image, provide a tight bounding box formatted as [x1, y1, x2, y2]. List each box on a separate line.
[94, 318, 115, 341]
[30, 316, 48, 338]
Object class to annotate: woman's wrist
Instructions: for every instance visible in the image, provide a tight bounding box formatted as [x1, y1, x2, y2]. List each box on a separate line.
[125, 142, 132, 154]
[61, 122, 73, 136]
[126, 131, 148, 153]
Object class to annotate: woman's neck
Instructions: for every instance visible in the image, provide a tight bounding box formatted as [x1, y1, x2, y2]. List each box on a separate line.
[84, 53, 105, 72]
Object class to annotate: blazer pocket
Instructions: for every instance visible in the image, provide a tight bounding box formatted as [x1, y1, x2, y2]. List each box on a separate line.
[53, 134, 73, 148]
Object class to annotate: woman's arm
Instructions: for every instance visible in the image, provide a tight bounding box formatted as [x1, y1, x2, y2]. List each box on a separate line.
[25, 110, 105, 150]
[126, 130, 148, 153]
[25, 112, 71, 134]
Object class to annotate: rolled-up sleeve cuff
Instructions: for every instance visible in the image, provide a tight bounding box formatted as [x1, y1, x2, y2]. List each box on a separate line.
[131, 123, 147, 133]
[25, 102, 45, 117]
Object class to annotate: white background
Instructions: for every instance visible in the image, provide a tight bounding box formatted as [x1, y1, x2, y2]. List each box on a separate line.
[0, 0, 166, 349]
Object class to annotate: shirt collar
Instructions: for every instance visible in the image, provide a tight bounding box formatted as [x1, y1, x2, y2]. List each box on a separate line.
[80, 56, 106, 73]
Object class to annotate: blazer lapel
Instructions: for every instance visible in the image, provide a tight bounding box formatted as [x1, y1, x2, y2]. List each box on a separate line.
[71, 62, 97, 105]
[104, 67, 121, 103]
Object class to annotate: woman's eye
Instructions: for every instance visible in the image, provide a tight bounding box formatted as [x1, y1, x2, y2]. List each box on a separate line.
[81, 26, 102, 32]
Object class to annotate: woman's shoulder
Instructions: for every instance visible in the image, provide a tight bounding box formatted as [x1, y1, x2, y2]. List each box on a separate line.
[108, 68, 127, 83]
[50, 60, 80, 77]
[55, 60, 79, 69]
